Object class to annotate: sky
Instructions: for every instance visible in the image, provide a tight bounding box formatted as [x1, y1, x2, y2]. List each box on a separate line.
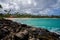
[0, 0, 60, 15]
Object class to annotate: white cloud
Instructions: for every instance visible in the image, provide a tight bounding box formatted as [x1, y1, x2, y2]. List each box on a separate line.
[39, 8, 51, 15]
[0, 3, 9, 9]
[0, 0, 60, 15]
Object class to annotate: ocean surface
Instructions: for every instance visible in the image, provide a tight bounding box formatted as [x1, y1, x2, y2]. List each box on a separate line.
[9, 18, 60, 34]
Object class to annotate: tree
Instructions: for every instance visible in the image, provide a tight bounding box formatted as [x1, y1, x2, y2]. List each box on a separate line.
[4, 9, 11, 17]
[0, 5, 2, 8]
[0, 5, 3, 17]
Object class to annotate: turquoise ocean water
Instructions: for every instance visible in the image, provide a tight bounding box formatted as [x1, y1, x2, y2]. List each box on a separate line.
[11, 18, 60, 34]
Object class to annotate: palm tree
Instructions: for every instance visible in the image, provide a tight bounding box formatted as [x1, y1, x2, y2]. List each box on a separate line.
[0, 5, 2, 8]
[4, 9, 12, 17]
[0, 5, 3, 17]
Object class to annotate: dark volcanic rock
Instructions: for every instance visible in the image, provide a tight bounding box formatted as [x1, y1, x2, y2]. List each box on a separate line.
[0, 18, 60, 40]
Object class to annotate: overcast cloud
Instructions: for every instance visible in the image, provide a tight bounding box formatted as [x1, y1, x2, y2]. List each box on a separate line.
[0, 0, 60, 15]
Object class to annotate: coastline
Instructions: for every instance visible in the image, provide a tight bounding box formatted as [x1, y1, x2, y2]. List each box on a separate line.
[5, 18, 60, 35]
[0, 18, 60, 40]
[5, 18, 60, 20]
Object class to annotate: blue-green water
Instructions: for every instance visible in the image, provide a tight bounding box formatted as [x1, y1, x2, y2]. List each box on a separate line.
[12, 18, 60, 34]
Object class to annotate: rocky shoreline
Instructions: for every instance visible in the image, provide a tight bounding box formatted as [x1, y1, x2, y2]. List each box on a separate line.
[0, 18, 60, 40]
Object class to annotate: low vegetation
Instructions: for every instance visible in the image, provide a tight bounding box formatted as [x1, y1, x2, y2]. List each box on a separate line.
[0, 13, 60, 18]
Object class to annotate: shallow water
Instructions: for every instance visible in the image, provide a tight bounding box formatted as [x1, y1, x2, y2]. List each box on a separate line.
[9, 18, 60, 34]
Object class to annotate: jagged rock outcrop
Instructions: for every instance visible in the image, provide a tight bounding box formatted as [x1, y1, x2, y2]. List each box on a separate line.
[0, 18, 60, 40]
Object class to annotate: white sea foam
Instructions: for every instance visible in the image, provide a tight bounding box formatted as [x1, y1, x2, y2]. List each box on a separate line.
[35, 26, 60, 35]
[50, 28, 60, 35]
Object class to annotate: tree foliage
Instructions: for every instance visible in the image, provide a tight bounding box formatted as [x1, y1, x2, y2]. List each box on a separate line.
[0, 5, 2, 8]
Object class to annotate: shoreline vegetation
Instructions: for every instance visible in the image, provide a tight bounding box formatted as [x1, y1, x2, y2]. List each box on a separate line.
[0, 13, 60, 18]
[0, 18, 60, 40]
